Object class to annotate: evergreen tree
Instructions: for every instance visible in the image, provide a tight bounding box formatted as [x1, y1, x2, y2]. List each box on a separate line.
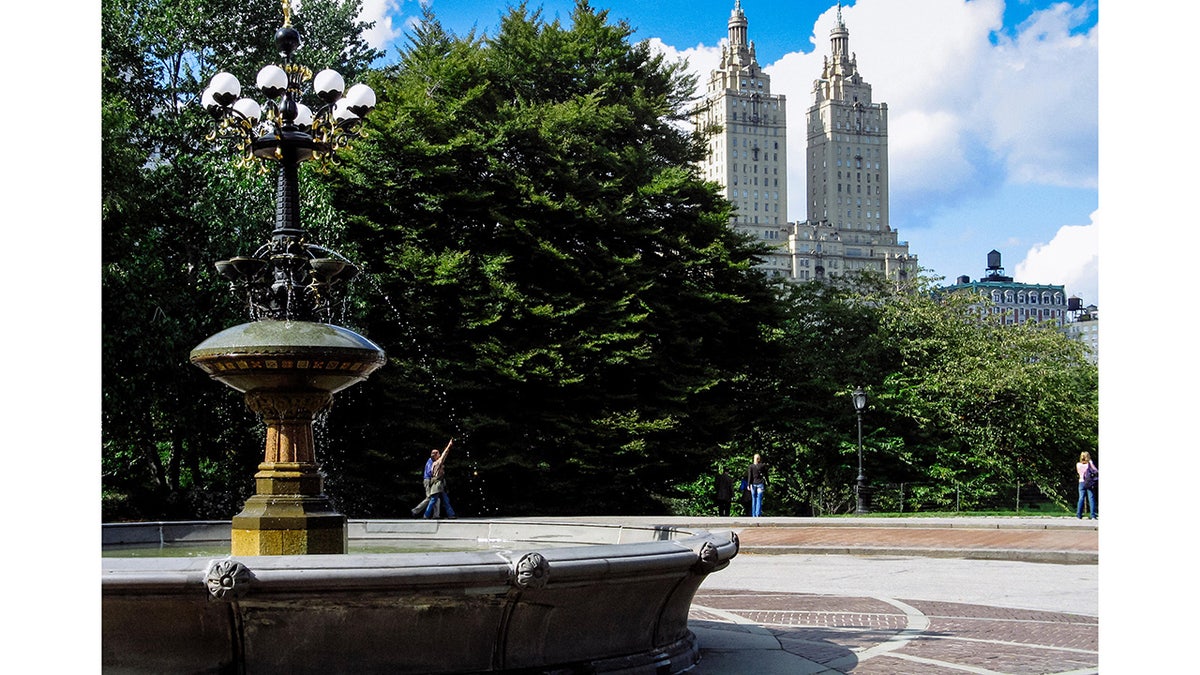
[324, 1, 785, 515]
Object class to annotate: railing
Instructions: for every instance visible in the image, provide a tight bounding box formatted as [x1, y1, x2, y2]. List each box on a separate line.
[862, 481, 1068, 515]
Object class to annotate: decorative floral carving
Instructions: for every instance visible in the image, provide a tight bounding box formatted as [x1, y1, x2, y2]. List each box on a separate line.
[244, 391, 332, 419]
[691, 541, 720, 575]
[511, 552, 550, 590]
[206, 559, 253, 600]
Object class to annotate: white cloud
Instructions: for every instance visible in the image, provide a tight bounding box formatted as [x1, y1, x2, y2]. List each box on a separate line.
[887, 109, 976, 198]
[1014, 211, 1098, 304]
[976, 3, 1098, 189]
[359, 0, 405, 51]
[647, 37, 723, 91]
[666, 0, 1096, 288]
[673, 0, 1095, 224]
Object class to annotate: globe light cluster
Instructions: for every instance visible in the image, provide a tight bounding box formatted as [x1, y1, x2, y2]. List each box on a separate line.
[201, 23, 375, 169]
[199, 11, 375, 323]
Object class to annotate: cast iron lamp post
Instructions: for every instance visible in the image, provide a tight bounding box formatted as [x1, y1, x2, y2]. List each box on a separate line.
[191, 0, 385, 556]
[852, 386, 868, 514]
[201, 0, 376, 323]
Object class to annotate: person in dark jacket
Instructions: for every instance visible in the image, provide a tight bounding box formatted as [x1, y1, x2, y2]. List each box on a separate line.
[747, 454, 768, 517]
[714, 467, 735, 517]
[423, 438, 457, 519]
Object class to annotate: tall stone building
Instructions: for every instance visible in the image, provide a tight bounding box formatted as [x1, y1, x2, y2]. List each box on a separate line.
[791, 3, 916, 282]
[693, 2, 918, 282]
[693, 1, 792, 277]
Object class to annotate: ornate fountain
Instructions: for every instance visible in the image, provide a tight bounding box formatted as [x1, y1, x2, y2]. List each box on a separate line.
[189, 2, 384, 555]
[102, 4, 738, 672]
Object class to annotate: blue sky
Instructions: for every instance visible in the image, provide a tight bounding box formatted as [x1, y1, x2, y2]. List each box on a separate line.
[356, 0, 1100, 302]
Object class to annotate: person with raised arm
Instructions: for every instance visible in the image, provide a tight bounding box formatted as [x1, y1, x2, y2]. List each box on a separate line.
[422, 438, 457, 519]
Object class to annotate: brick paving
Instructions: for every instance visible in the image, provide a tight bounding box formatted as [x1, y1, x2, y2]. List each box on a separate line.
[687, 521, 1098, 674]
[736, 525, 1097, 554]
[690, 588, 1099, 674]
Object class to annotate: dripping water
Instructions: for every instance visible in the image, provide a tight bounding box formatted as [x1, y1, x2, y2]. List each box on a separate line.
[350, 269, 493, 515]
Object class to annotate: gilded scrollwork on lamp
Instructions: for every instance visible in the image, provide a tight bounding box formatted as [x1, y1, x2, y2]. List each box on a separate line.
[201, 1, 375, 172]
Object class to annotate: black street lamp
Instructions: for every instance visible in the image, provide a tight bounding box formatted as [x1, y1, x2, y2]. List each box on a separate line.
[201, 0, 376, 323]
[852, 386, 868, 514]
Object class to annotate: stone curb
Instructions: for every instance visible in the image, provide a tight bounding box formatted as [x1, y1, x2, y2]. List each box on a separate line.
[503, 517, 1098, 565]
[738, 544, 1097, 565]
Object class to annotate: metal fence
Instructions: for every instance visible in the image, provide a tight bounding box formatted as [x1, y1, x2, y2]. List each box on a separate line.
[861, 481, 1069, 515]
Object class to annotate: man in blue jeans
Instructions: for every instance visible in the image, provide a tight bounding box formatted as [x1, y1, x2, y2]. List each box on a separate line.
[747, 453, 768, 517]
[412, 439, 456, 518]
[423, 438, 456, 519]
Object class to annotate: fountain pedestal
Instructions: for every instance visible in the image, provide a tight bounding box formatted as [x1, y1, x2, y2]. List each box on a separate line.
[191, 320, 386, 555]
[231, 390, 345, 554]
[231, 489, 347, 555]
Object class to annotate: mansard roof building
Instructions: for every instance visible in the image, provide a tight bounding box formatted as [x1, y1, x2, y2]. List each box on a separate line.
[943, 250, 1069, 327]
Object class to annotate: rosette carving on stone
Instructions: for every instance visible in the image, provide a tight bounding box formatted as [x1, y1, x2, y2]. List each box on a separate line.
[511, 552, 550, 590]
[205, 559, 253, 600]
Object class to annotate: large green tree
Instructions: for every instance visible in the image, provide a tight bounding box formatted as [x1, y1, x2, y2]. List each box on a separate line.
[320, 1, 786, 516]
[872, 282, 1098, 508]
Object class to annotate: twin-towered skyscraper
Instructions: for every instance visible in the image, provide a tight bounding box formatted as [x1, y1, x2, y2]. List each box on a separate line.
[693, 1, 918, 282]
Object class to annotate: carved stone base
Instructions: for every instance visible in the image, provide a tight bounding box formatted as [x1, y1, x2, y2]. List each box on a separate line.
[252, 461, 325, 495]
[231, 493, 347, 555]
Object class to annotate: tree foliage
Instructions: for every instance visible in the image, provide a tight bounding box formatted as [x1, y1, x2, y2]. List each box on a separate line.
[873, 283, 1098, 505]
[695, 274, 1098, 516]
[101, 0, 1098, 522]
[320, 1, 784, 516]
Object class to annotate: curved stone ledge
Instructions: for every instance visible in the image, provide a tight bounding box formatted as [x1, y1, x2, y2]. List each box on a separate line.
[102, 519, 737, 674]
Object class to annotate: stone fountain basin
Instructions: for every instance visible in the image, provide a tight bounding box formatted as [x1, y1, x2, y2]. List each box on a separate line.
[190, 320, 386, 393]
[102, 519, 739, 674]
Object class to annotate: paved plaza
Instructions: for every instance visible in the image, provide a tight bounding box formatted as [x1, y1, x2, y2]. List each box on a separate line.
[650, 517, 1098, 675]
[690, 590, 1096, 674]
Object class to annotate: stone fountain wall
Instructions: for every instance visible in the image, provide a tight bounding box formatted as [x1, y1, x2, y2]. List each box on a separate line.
[101, 520, 738, 674]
